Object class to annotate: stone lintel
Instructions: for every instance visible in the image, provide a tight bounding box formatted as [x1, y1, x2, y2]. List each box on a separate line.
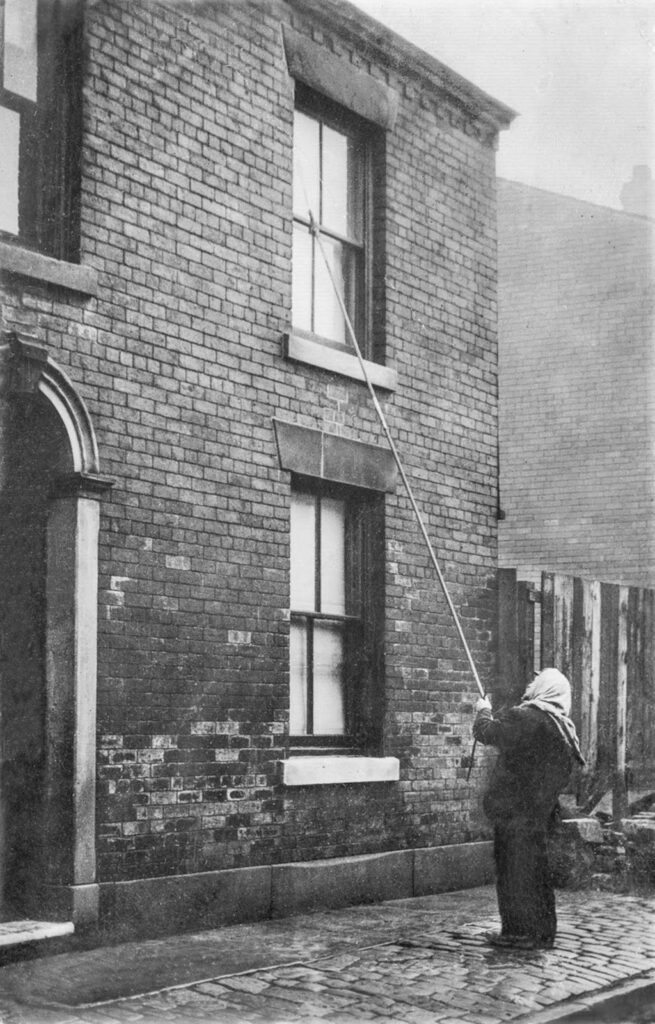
[283, 25, 399, 130]
[274, 419, 397, 493]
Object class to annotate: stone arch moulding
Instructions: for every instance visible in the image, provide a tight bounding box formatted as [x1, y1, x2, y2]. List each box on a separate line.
[8, 330, 102, 478]
[5, 330, 113, 926]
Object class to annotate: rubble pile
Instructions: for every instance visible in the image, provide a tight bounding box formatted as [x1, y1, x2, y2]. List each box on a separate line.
[550, 794, 655, 892]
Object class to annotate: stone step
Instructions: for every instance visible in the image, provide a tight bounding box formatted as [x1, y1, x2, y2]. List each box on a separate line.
[0, 920, 74, 948]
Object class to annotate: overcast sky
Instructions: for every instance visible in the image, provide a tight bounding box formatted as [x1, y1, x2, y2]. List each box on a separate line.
[352, 0, 654, 213]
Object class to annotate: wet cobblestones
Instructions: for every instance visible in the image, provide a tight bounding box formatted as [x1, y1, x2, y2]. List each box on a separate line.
[0, 889, 653, 1024]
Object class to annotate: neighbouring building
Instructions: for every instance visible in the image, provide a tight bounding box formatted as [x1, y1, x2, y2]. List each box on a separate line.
[497, 179, 655, 588]
[0, 0, 513, 943]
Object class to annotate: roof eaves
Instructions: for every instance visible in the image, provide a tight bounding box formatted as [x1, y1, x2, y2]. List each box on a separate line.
[285, 0, 517, 130]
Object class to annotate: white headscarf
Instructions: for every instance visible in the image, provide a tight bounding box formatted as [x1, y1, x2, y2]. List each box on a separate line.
[521, 668, 585, 765]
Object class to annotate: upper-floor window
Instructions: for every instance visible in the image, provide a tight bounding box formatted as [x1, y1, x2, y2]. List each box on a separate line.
[290, 479, 384, 746]
[293, 86, 377, 357]
[0, 0, 82, 261]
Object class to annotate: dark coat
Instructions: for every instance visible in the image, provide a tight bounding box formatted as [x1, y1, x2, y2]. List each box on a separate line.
[473, 705, 574, 829]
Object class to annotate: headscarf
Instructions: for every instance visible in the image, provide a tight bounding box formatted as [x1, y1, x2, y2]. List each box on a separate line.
[520, 668, 585, 765]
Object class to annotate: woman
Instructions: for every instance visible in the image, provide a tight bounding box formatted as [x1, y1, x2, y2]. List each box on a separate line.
[473, 668, 585, 950]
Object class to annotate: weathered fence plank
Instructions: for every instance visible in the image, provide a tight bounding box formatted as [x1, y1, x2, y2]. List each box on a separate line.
[613, 587, 629, 819]
[599, 583, 619, 774]
[577, 578, 600, 770]
[552, 573, 574, 681]
[644, 590, 655, 788]
[626, 588, 642, 791]
[517, 580, 536, 688]
[541, 573, 554, 667]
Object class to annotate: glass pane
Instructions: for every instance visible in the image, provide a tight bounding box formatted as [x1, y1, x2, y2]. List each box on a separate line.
[293, 110, 319, 221]
[322, 126, 365, 243]
[0, 106, 20, 235]
[313, 623, 345, 734]
[320, 497, 345, 615]
[3, 0, 38, 102]
[290, 623, 308, 735]
[314, 237, 362, 345]
[292, 224, 313, 333]
[322, 125, 349, 237]
[314, 234, 347, 344]
[290, 492, 316, 610]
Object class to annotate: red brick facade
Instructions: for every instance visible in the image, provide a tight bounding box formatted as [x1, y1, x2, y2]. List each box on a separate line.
[0, 0, 512, 933]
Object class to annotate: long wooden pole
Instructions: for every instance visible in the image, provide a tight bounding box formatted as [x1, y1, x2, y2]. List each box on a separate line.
[309, 215, 485, 699]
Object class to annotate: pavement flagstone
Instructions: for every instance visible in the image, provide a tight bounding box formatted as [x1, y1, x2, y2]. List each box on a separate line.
[0, 887, 652, 1023]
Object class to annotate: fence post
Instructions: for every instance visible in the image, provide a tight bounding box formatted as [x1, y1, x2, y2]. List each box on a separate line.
[497, 568, 519, 705]
[517, 580, 536, 688]
[541, 573, 554, 667]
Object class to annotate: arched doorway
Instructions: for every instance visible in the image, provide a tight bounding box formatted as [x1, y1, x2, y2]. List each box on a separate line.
[0, 332, 112, 925]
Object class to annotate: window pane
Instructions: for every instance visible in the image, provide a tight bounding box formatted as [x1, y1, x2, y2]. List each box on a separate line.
[314, 234, 347, 344]
[313, 622, 345, 734]
[290, 492, 316, 610]
[320, 497, 346, 614]
[314, 236, 362, 345]
[0, 106, 20, 235]
[292, 224, 313, 333]
[321, 125, 349, 237]
[322, 126, 365, 243]
[290, 623, 308, 735]
[293, 110, 319, 220]
[3, 0, 38, 102]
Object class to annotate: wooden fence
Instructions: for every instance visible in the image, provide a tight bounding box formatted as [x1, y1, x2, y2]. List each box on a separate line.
[498, 569, 655, 815]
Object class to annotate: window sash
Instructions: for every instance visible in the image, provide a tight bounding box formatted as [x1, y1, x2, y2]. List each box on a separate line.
[0, 104, 19, 234]
[0, 0, 37, 240]
[290, 614, 353, 737]
[290, 488, 363, 739]
[292, 95, 370, 353]
[292, 222, 365, 348]
[293, 109, 364, 246]
[3, 0, 38, 102]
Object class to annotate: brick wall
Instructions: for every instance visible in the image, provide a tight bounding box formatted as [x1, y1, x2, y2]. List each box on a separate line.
[0, 0, 504, 887]
[498, 180, 655, 587]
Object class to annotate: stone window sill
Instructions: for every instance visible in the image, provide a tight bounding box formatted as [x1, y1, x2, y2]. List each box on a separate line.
[284, 332, 397, 392]
[0, 241, 97, 295]
[283, 755, 400, 787]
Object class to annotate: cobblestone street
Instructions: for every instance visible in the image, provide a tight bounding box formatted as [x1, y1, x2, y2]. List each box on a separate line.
[0, 887, 653, 1024]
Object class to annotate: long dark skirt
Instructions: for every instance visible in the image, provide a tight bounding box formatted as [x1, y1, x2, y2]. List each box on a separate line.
[493, 824, 557, 942]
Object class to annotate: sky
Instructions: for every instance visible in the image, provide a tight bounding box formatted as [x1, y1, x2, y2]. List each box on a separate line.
[351, 0, 655, 213]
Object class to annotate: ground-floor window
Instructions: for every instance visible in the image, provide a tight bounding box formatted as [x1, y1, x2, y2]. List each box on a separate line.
[289, 478, 384, 747]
